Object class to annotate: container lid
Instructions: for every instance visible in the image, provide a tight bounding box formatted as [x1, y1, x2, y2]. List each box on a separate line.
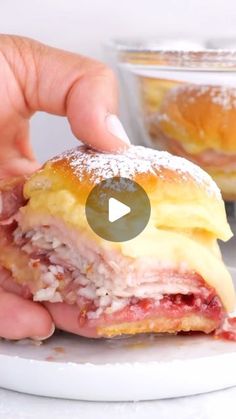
[111, 38, 236, 71]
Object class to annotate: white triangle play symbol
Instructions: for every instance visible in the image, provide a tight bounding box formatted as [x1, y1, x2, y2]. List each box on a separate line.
[108, 197, 131, 223]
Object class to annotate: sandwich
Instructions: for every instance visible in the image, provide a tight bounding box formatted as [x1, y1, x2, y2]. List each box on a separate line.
[147, 83, 236, 200]
[0, 145, 235, 338]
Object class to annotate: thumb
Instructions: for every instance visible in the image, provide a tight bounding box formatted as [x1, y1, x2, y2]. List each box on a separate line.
[2, 35, 131, 153]
[67, 69, 131, 152]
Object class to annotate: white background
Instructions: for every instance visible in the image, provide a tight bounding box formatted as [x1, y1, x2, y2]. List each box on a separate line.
[1, 0, 236, 161]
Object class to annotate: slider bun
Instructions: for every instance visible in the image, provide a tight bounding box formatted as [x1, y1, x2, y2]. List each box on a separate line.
[157, 84, 236, 154]
[24, 145, 231, 241]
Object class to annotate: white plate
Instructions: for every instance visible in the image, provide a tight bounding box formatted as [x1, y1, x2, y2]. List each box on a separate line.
[0, 263, 235, 401]
[0, 331, 236, 401]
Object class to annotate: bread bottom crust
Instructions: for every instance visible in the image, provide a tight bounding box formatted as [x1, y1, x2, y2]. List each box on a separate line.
[97, 314, 218, 337]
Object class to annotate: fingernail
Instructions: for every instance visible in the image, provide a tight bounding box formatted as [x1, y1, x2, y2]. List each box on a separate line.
[32, 323, 55, 341]
[106, 114, 131, 145]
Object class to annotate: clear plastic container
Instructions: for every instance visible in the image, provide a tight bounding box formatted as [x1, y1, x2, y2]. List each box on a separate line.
[111, 39, 236, 202]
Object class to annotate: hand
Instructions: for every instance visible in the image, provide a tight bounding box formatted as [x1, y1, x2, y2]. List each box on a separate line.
[0, 34, 130, 339]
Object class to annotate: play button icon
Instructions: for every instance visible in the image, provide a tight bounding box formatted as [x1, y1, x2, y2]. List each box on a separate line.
[108, 198, 131, 223]
[85, 177, 151, 242]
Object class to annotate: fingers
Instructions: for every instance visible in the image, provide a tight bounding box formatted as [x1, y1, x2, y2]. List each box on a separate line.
[0, 157, 40, 178]
[66, 69, 131, 152]
[45, 302, 95, 338]
[44, 302, 83, 334]
[0, 288, 55, 340]
[0, 35, 130, 153]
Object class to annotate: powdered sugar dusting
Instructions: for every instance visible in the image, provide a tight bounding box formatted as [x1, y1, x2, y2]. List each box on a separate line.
[167, 84, 236, 110]
[51, 145, 221, 199]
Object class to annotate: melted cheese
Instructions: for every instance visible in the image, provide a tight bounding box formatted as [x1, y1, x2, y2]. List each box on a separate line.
[21, 189, 235, 312]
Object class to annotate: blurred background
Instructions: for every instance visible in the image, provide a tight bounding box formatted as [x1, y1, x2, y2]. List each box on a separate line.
[1, 0, 236, 161]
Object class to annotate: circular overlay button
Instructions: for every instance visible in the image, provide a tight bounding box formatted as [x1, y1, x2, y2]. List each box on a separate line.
[85, 177, 151, 242]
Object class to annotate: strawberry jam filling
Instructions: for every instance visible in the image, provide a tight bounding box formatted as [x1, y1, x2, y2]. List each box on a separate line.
[78, 290, 224, 331]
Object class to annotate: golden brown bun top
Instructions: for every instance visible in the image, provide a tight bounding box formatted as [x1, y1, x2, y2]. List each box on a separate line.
[157, 84, 236, 153]
[24, 145, 231, 241]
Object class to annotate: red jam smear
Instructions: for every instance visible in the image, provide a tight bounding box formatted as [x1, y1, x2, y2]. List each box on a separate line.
[84, 292, 223, 329]
[215, 317, 236, 341]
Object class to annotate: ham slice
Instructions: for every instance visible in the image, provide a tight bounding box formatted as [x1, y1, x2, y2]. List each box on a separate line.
[168, 139, 236, 169]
